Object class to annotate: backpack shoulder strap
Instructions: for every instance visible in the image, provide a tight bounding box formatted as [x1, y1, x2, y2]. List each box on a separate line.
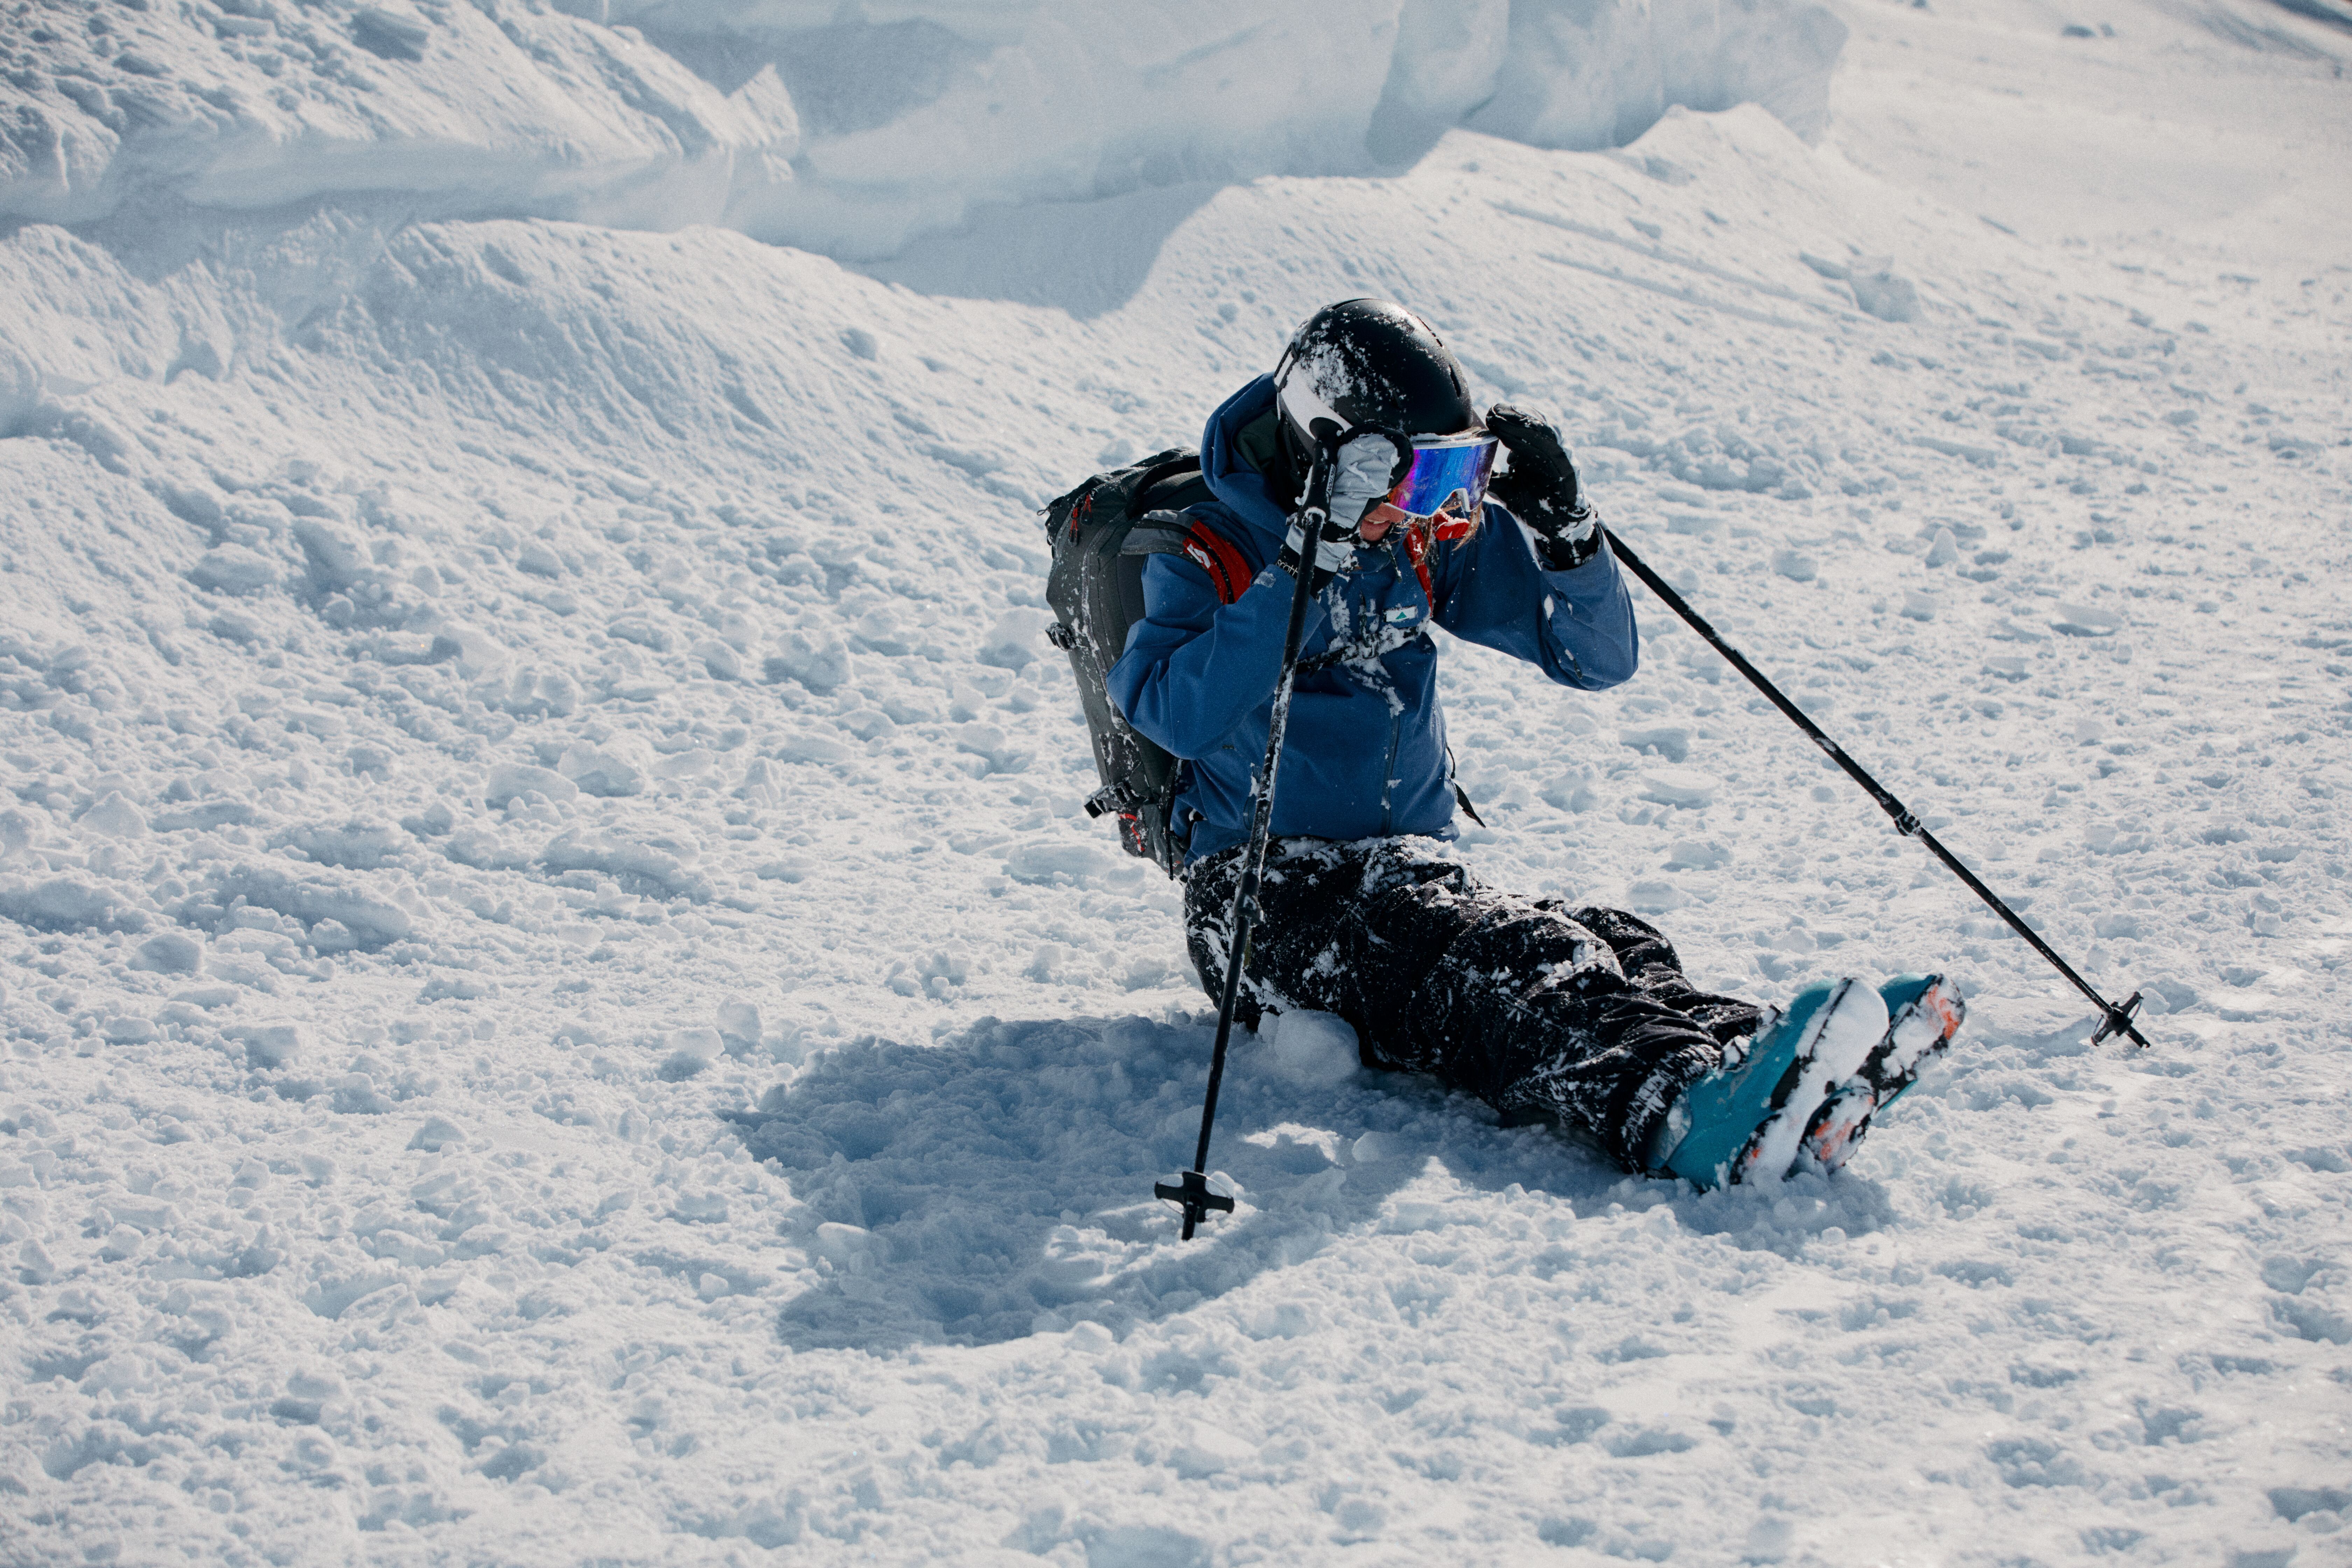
[1122, 510, 1254, 606]
[1124, 453, 1205, 511]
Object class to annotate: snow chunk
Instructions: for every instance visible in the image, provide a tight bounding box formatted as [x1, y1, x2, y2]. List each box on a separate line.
[485, 763, 580, 808]
[407, 1116, 465, 1152]
[76, 791, 147, 838]
[1626, 878, 1688, 913]
[0, 875, 149, 933]
[1169, 1421, 1257, 1479]
[1265, 1010, 1360, 1087]
[1639, 767, 1719, 808]
[1621, 724, 1692, 762]
[434, 624, 509, 678]
[811, 1222, 876, 1264]
[541, 827, 709, 902]
[976, 609, 1046, 672]
[491, 670, 581, 719]
[1666, 840, 1730, 870]
[204, 865, 413, 948]
[692, 639, 744, 681]
[716, 998, 762, 1051]
[231, 1023, 304, 1070]
[773, 731, 853, 766]
[352, 6, 430, 63]
[557, 743, 645, 799]
[291, 517, 369, 593]
[661, 1028, 724, 1079]
[763, 629, 853, 694]
[955, 724, 1030, 775]
[2051, 602, 2122, 637]
[1845, 259, 1922, 323]
[606, 616, 671, 653]
[1005, 838, 1113, 885]
[131, 931, 204, 975]
[187, 545, 280, 595]
[278, 820, 407, 871]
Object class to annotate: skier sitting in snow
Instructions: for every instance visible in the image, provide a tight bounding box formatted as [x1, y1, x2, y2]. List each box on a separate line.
[1107, 299, 1962, 1188]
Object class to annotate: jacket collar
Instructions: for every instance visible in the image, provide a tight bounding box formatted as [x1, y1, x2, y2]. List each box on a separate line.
[1198, 374, 1291, 548]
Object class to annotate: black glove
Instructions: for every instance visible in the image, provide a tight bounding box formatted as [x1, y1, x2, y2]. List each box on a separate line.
[1278, 428, 1413, 593]
[1486, 403, 1602, 569]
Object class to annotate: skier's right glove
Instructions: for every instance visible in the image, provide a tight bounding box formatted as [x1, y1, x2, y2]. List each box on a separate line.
[1279, 428, 1413, 593]
[1486, 403, 1602, 570]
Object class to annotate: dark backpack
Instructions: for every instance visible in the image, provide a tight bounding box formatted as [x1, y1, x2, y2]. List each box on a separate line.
[1041, 448, 1254, 876]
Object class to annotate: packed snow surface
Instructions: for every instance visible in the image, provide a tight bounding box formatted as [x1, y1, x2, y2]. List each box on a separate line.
[2, 0, 2351, 1563]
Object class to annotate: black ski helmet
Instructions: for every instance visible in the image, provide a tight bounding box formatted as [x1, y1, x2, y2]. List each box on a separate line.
[1272, 299, 1478, 455]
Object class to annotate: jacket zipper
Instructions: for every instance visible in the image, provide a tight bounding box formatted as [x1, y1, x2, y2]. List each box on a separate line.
[1379, 704, 1402, 835]
[1378, 548, 1403, 834]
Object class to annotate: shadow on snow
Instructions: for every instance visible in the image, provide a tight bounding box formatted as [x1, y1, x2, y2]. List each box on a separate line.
[726, 1012, 1626, 1351]
[850, 182, 1222, 321]
[726, 1011, 1911, 1354]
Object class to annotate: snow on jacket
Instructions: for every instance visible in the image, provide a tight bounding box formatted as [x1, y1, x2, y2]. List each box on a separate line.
[1107, 373, 1640, 866]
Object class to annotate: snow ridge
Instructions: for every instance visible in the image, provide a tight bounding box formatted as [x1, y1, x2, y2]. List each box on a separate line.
[1, 0, 1846, 255]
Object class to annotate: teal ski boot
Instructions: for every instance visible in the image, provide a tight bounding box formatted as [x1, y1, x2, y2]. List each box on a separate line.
[1649, 976, 1891, 1190]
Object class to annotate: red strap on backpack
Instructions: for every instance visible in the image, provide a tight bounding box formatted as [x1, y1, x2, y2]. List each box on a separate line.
[1181, 522, 1252, 606]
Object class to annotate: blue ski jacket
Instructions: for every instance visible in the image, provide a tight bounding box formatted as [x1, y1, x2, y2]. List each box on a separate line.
[1106, 374, 1641, 866]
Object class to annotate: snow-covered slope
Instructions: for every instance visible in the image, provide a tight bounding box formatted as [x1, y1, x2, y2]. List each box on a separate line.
[3, 0, 2350, 1563]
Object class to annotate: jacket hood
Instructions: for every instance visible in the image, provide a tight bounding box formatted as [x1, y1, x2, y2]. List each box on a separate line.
[1198, 374, 1292, 550]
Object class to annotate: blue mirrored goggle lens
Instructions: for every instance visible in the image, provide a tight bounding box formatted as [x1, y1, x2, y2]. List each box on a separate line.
[1391, 438, 1498, 520]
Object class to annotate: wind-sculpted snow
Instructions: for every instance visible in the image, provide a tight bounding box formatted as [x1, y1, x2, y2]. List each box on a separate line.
[0, 0, 1843, 257]
[0, 0, 804, 231]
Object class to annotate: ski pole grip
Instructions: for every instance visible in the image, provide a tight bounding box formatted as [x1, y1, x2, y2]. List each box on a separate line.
[1303, 421, 1342, 514]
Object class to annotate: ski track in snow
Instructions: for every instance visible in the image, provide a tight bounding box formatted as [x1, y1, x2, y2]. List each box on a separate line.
[2, 1, 2351, 1564]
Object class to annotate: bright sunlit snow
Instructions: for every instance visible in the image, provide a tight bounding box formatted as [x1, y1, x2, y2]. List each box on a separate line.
[2, 0, 2348, 1563]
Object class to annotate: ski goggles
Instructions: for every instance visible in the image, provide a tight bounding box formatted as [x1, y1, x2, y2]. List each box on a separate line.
[1388, 432, 1498, 522]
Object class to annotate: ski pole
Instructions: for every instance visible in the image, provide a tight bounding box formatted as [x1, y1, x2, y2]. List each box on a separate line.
[1601, 527, 2148, 1049]
[1155, 441, 1339, 1238]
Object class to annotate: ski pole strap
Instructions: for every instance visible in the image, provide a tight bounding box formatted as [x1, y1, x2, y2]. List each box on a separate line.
[1601, 528, 2150, 1051]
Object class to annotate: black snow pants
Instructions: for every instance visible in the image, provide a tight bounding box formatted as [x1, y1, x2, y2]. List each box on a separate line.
[1183, 836, 1763, 1172]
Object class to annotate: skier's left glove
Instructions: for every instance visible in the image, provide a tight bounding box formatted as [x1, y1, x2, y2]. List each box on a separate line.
[1487, 403, 1602, 570]
[1279, 428, 1414, 593]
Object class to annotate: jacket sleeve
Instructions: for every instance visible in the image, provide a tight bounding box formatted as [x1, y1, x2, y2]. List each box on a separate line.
[1432, 504, 1639, 690]
[1107, 554, 1328, 761]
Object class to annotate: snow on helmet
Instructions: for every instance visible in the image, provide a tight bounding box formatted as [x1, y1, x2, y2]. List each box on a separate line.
[1272, 299, 1479, 449]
